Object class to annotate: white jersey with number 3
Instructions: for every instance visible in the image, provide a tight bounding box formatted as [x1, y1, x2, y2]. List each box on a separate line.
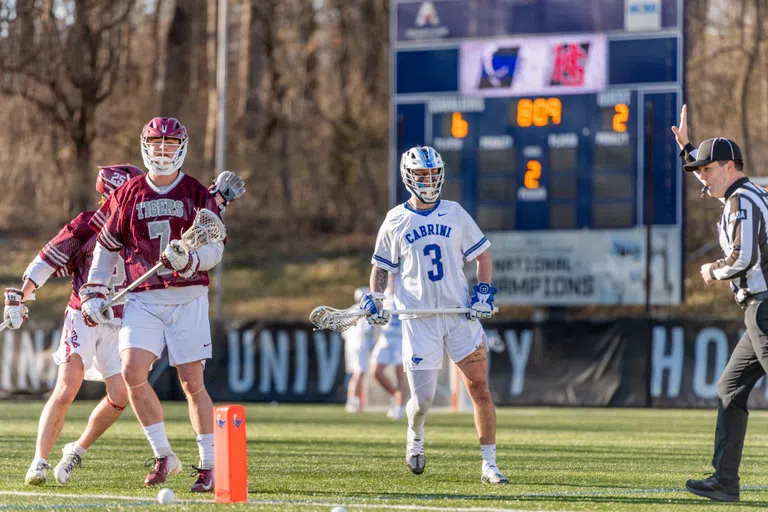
[372, 200, 490, 317]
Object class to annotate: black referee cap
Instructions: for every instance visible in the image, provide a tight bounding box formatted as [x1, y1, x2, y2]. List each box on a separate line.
[684, 137, 743, 172]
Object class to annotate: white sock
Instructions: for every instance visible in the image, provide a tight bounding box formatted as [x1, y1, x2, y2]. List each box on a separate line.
[70, 442, 87, 457]
[481, 444, 497, 468]
[143, 422, 172, 457]
[196, 433, 215, 469]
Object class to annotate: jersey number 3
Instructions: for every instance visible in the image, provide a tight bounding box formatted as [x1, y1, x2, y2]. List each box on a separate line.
[423, 244, 444, 282]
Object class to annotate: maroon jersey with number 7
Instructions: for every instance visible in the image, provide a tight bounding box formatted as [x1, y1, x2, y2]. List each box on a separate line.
[89, 173, 222, 292]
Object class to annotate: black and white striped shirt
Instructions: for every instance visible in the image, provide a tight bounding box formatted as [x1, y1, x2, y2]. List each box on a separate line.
[682, 145, 768, 303]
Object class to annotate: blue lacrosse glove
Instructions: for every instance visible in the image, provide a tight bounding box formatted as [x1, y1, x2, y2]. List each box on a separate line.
[468, 283, 496, 321]
[359, 292, 391, 326]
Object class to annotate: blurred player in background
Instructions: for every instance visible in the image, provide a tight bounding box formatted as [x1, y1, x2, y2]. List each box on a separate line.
[80, 117, 241, 492]
[342, 287, 377, 413]
[361, 145, 509, 484]
[4, 165, 143, 486]
[370, 275, 406, 420]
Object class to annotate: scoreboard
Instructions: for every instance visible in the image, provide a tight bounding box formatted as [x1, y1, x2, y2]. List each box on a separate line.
[391, 0, 684, 305]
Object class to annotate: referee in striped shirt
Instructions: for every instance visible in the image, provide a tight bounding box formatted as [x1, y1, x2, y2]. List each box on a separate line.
[673, 104, 768, 502]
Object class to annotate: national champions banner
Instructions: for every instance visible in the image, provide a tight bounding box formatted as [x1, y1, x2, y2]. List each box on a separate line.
[477, 227, 683, 306]
[3, 317, 766, 408]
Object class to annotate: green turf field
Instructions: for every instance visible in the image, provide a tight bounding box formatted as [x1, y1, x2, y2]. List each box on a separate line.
[3, 402, 768, 511]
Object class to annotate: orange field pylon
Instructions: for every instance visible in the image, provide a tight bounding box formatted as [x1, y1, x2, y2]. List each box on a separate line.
[214, 404, 248, 503]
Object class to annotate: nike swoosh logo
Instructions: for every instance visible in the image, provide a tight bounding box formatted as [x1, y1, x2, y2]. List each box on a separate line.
[203, 343, 211, 347]
[438, 213, 447, 216]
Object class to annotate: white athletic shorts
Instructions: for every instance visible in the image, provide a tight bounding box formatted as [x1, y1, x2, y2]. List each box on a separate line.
[371, 338, 402, 366]
[119, 294, 212, 367]
[345, 338, 372, 374]
[402, 314, 487, 371]
[53, 307, 121, 381]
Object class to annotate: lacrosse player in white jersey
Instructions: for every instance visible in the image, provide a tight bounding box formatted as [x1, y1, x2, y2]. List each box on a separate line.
[370, 275, 407, 420]
[341, 287, 377, 412]
[361, 145, 509, 484]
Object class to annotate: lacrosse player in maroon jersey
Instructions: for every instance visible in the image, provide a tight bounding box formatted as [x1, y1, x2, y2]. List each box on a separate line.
[3, 165, 143, 486]
[80, 117, 230, 492]
[4, 163, 242, 488]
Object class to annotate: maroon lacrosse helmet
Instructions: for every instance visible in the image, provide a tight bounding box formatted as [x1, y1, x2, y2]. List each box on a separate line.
[95, 164, 145, 199]
[140, 117, 188, 176]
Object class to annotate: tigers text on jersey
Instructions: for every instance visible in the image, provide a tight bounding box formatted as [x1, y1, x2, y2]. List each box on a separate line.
[371, 200, 490, 315]
[24, 211, 125, 318]
[91, 172, 221, 292]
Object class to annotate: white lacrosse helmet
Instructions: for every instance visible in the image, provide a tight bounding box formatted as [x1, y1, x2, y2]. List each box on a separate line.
[400, 146, 445, 204]
[140, 117, 188, 176]
[354, 286, 369, 303]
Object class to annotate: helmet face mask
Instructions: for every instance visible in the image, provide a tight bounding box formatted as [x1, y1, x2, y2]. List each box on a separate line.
[96, 164, 145, 200]
[400, 146, 445, 204]
[141, 117, 188, 176]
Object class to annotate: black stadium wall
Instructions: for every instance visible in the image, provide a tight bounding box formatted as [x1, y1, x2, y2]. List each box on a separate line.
[3, 319, 768, 409]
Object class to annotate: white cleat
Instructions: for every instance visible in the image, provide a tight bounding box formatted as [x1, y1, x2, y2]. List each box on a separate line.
[25, 459, 51, 486]
[54, 443, 82, 485]
[406, 435, 425, 475]
[387, 406, 405, 420]
[344, 397, 361, 413]
[481, 465, 510, 484]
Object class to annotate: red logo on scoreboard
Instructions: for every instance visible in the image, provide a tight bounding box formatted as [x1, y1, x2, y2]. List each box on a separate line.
[551, 43, 588, 86]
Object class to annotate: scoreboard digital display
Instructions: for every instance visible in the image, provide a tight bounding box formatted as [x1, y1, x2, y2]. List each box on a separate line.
[392, 0, 683, 233]
[391, 0, 685, 306]
[426, 92, 640, 231]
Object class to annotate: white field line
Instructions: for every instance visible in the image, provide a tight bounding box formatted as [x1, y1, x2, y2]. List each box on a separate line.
[3, 486, 768, 510]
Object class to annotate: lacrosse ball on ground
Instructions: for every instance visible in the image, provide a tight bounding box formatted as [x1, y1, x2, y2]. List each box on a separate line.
[158, 487, 175, 505]
[331, 507, 347, 512]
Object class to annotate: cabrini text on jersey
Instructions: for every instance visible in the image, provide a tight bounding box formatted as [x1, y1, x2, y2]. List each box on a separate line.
[404, 223, 452, 245]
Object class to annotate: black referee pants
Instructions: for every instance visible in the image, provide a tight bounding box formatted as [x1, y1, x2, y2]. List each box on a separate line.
[712, 299, 768, 485]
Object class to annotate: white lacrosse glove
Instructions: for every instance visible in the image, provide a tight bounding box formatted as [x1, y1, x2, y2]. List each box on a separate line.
[79, 284, 114, 327]
[359, 292, 391, 326]
[160, 240, 200, 279]
[468, 283, 497, 321]
[3, 287, 29, 329]
[210, 171, 246, 205]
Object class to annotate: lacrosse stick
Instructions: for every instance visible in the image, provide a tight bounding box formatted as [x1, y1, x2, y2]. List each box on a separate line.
[0, 293, 36, 333]
[310, 305, 499, 333]
[101, 208, 226, 311]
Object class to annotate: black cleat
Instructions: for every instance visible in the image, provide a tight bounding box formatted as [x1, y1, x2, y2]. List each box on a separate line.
[686, 474, 739, 502]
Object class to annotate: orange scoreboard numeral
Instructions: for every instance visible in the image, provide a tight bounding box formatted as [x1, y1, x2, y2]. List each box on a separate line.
[613, 104, 629, 133]
[451, 112, 468, 138]
[518, 98, 562, 127]
[517, 98, 533, 127]
[524, 160, 541, 189]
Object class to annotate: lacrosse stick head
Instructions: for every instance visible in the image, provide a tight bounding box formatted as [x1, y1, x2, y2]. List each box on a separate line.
[179, 208, 226, 251]
[309, 305, 365, 333]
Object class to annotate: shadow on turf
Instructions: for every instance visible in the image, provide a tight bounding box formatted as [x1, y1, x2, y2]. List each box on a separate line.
[254, 488, 768, 507]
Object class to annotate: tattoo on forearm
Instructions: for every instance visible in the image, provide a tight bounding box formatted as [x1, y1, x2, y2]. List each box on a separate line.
[372, 267, 388, 293]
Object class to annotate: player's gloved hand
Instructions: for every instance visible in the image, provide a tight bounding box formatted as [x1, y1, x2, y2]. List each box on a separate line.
[210, 171, 246, 205]
[3, 287, 29, 329]
[79, 284, 114, 327]
[468, 282, 496, 321]
[359, 292, 391, 326]
[160, 240, 200, 279]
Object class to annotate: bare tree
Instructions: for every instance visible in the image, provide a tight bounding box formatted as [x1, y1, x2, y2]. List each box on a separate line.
[0, 0, 136, 215]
